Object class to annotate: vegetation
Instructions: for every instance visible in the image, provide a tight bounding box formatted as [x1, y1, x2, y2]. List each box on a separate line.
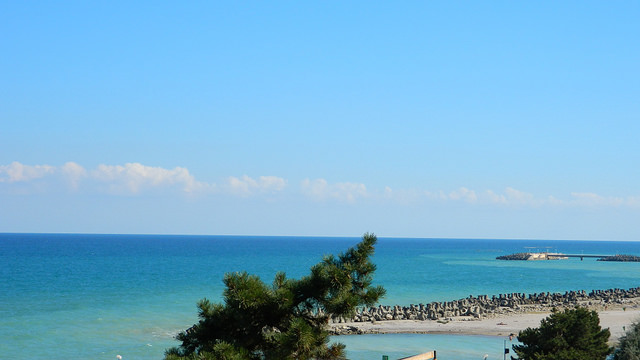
[165, 233, 386, 360]
[613, 320, 640, 360]
[513, 307, 612, 360]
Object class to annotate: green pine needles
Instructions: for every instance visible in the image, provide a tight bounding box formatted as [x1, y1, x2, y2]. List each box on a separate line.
[165, 233, 386, 360]
[513, 307, 612, 360]
[614, 320, 640, 360]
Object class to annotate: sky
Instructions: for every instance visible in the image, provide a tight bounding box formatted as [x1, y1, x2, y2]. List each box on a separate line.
[1, 1, 639, 240]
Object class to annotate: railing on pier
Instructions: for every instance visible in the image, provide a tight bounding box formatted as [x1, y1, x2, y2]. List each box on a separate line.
[563, 254, 612, 260]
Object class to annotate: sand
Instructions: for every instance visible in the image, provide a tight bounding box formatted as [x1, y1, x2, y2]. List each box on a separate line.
[335, 309, 640, 343]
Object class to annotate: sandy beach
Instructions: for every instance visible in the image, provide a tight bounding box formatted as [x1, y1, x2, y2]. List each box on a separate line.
[335, 309, 640, 343]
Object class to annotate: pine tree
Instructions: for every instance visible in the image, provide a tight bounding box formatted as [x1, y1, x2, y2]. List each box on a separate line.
[614, 320, 640, 360]
[165, 233, 386, 360]
[513, 307, 612, 360]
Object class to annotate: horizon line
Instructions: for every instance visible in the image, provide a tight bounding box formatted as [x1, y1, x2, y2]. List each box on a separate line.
[0, 231, 636, 242]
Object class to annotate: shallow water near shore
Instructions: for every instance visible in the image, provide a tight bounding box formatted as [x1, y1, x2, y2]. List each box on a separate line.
[1, 233, 639, 359]
[338, 333, 509, 360]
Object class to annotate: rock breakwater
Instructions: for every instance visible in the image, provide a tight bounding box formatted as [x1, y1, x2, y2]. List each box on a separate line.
[598, 255, 640, 262]
[329, 286, 640, 334]
[496, 253, 531, 260]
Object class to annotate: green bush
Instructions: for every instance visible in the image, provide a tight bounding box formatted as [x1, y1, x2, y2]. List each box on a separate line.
[614, 320, 640, 360]
[513, 307, 612, 360]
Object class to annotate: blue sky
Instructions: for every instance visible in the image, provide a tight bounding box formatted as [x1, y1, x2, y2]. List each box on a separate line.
[1, 1, 639, 240]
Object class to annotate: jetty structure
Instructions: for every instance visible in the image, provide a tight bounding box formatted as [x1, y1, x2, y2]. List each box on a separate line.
[496, 252, 640, 261]
[496, 252, 568, 260]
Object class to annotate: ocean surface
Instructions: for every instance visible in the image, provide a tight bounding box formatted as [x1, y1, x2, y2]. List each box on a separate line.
[1, 233, 639, 360]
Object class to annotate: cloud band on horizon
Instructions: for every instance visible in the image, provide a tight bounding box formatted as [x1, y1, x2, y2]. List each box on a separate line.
[1, 161, 638, 208]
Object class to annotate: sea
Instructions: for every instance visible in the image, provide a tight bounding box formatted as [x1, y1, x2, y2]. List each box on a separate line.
[1, 233, 639, 360]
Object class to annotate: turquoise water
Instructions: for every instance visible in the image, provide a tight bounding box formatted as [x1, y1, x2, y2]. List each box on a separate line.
[340, 334, 508, 360]
[1, 234, 639, 359]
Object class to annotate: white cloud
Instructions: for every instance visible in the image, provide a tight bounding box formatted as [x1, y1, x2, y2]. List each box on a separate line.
[570, 192, 625, 207]
[392, 186, 637, 209]
[485, 189, 507, 204]
[379, 187, 431, 204]
[448, 187, 478, 203]
[2, 162, 639, 210]
[504, 187, 535, 203]
[60, 162, 88, 188]
[481, 188, 640, 208]
[1, 162, 288, 197]
[92, 163, 204, 194]
[226, 175, 287, 196]
[301, 178, 368, 203]
[0, 161, 55, 182]
[486, 187, 539, 206]
[546, 195, 564, 206]
[0, 161, 212, 194]
[423, 190, 448, 201]
[627, 197, 640, 207]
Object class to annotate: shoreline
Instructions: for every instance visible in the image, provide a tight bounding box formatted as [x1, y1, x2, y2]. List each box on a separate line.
[330, 287, 640, 344]
[333, 308, 640, 343]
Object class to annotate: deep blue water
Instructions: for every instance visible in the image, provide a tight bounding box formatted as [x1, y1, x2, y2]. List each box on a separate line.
[1, 233, 639, 359]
